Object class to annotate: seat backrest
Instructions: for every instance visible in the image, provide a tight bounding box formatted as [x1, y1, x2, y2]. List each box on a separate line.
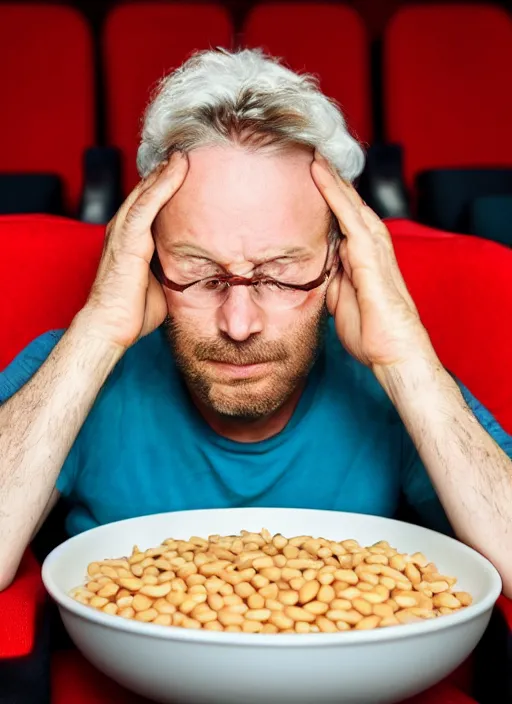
[384, 5, 512, 189]
[243, 3, 371, 144]
[103, 3, 233, 195]
[389, 219, 512, 433]
[0, 215, 103, 371]
[0, 5, 95, 211]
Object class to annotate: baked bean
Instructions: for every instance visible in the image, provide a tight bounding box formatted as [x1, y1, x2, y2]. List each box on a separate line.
[329, 609, 362, 625]
[242, 620, 262, 633]
[278, 590, 299, 606]
[119, 607, 135, 619]
[265, 599, 284, 612]
[217, 609, 244, 626]
[316, 615, 337, 633]
[102, 602, 118, 616]
[278, 606, 312, 624]
[433, 593, 461, 609]
[135, 608, 158, 622]
[90, 596, 109, 609]
[204, 620, 223, 631]
[357, 582, 374, 593]
[116, 595, 134, 609]
[154, 614, 172, 626]
[303, 600, 329, 615]
[258, 583, 278, 600]
[290, 577, 306, 591]
[166, 591, 185, 607]
[119, 577, 143, 591]
[353, 598, 373, 616]
[334, 569, 358, 585]
[139, 583, 171, 598]
[317, 585, 335, 603]
[336, 620, 351, 631]
[299, 580, 320, 604]
[380, 615, 400, 627]
[455, 592, 473, 607]
[195, 609, 218, 624]
[270, 611, 294, 629]
[355, 615, 381, 630]
[153, 599, 176, 615]
[247, 593, 265, 610]
[97, 583, 119, 599]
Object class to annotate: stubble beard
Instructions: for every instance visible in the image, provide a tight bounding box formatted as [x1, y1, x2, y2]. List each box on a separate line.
[163, 306, 328, 423]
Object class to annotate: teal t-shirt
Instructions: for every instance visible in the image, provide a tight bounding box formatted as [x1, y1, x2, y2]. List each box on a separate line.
[1, 323, 510, 537]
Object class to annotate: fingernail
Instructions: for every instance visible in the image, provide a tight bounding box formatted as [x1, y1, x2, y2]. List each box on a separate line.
[314, 151, 328, 165]
[172, 149, 187, 160]
[314, 152, 336, 178]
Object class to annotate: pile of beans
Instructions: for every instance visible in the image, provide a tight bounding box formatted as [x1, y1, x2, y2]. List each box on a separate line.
[70, 530, 472, 633]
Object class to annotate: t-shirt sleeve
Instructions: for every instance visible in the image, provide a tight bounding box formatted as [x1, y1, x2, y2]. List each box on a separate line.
[0, 330, 78, 496]
[400, 378, 512, 536]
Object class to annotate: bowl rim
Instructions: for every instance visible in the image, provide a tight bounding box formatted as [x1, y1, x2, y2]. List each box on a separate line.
[42, 508, 503, 648]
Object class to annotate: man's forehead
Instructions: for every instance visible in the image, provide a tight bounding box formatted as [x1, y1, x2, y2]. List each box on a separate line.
[156, 144, 331, 258]
[167, 241, 317, 262]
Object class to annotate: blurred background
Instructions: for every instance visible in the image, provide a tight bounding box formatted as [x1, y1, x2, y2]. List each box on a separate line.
[1, 0, 512, 246]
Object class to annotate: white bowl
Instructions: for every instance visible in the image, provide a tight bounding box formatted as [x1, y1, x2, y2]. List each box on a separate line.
[42, 508, 501, 704]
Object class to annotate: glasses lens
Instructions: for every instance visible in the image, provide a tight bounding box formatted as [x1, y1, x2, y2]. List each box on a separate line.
[252, 281, 309, 309]
[180, 279, 310, 309]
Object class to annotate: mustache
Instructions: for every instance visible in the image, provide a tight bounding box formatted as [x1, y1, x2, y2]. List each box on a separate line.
[194, 339, 288, 365]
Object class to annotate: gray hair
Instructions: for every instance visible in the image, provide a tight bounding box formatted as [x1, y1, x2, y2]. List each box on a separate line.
[137, 48, 365, 183]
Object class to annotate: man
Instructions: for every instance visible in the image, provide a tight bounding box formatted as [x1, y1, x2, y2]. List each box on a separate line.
[0, 49, 511, 596]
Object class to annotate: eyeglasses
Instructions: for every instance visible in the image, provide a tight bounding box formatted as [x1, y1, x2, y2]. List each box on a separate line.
[151, 246, 335, 310]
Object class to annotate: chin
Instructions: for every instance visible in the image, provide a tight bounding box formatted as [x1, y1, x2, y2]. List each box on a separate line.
[205, 377, 289, 420]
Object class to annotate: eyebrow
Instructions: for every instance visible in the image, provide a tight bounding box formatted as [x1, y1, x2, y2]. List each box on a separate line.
[167, 242, 314, 265]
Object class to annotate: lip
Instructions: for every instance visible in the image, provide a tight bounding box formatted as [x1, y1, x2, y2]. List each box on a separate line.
[207, 361, 272, 379]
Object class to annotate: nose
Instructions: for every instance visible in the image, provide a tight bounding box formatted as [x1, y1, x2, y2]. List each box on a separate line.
[217, 285, 264, 341]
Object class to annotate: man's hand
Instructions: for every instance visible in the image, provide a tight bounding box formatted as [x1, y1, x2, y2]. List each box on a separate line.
[311, 153, 434, 373]
[81, 152, 189, 350]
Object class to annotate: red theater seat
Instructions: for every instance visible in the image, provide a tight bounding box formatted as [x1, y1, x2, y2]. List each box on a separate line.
[243, 3, 371, 144]
[103, 3, 233, 195]
[0, 5, 95, 212]
[384, 4, 512, 191]
[390, 218, 512, 433]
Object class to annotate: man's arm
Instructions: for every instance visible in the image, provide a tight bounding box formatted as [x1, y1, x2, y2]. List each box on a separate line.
[0, 153, 189, 591]
[0, 317, 123, 590]
[311, 155, 512, 596]
[376, 355, 512, 596]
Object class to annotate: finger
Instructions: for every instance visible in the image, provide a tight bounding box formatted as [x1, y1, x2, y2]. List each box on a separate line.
[313, 154, 371, 220]
[125, 152, 189, 233]
[355, 206, 414, 305]
[114, 159, 170, 225]
[357, 201, 393, 246]
[339, 271, 361, 330]
[312, 158, 375, 254]
[141, 270, 168, 336]
[313, 153, 390, 240]
[338, 238, 353, 280]
[326, 268, 342, 316]
[336, 272, 362, 343]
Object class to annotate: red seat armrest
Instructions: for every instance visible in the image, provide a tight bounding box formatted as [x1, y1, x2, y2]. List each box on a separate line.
[0, 549, 45, 658]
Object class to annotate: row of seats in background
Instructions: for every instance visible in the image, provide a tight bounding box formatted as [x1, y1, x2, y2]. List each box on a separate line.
[2, 2, 512, 246]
